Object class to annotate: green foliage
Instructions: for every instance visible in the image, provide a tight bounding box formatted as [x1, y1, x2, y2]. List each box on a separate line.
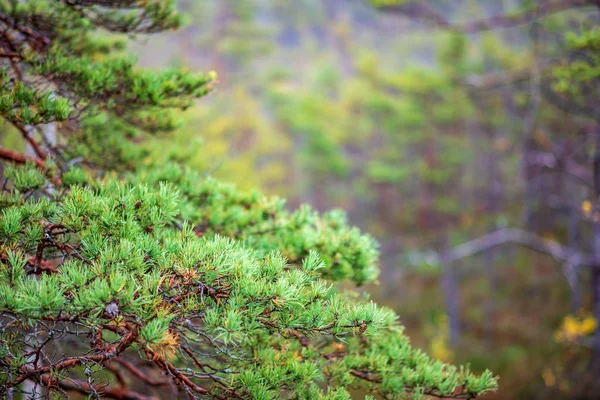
[130, 165, 379, 284]
[0, 166, 497, 398]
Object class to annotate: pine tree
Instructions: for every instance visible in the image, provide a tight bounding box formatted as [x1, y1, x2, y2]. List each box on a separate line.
[0, 1, 497, 399]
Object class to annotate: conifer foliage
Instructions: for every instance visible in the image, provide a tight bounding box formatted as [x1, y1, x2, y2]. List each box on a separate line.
[0, 1, 497, 399]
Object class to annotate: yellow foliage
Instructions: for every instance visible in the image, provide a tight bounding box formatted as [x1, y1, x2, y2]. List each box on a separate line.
[430, 335, 453, 362]
[271, 297, 285, 307]
[582, 200, 593, 217]
[291, 351, 303, 361]
[555, 314, 597, 343]
[331, 342, 346, 353]
[152, 331, 180, 360]
[429, 314, 453, 362]
[541, 368, 556, 387]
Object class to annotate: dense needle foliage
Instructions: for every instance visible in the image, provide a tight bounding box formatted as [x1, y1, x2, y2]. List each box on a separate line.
[0, 1, 497, 399]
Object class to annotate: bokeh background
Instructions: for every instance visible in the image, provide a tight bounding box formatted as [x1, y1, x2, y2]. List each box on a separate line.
[131, 1, 600, 398]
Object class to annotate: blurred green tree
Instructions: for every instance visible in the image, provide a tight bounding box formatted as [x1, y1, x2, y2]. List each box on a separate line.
[373, 0, 600, 397]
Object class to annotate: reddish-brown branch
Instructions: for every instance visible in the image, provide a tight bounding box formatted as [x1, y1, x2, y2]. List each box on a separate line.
[382, 0, 597, 33]
[38, 374, 158, 400]
[349, 369, 380, 383]
[104, 362, 128, 388]
[114, 358, 171, 387]
[284, 329, 311, 347]
[26, 255, 58, 274]
[0, 15, 52, 49]
[0, 145, 45, 169]
[0, 51, 20, 58]
[180, 346, 233, 393]
[0, 146, 62, 187]
[10, 326, 138, 388]
[144, 348, 209, 395]
[13, 122, 48, 160]
[34, 238, 45, 271]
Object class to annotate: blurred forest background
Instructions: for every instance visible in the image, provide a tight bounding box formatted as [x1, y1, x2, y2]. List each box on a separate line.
[8, 0, 597, 398]
[129, 1, 600, 398]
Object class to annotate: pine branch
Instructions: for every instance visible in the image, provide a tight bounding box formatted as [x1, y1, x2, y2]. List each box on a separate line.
[350, 370, 476, 399]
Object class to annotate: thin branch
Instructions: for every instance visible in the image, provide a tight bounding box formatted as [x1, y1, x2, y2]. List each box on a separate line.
[37, 374, 158, 400]
[0, 51, 20, 58]
[0, 14, 52, 49]
[445, 228, 596, 266]
[12, 122, 48, 160]
[103, 363, 127, 388]
[113, 358, 171, 387]
[180, 346, 231, 389]
[9, 326, 138, 388]
[525, 150, 592, 187]
[144, 348, 209, 395]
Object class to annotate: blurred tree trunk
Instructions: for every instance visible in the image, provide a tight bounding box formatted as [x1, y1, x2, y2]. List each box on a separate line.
[212, 0, 235, 86]
[522, 19, 542, 232]
[441, 236, 461, 347]
[568, 204, 582, 313]
[322, 0, 354, 75]
[484, 125, 499, 348]
[592, 121, 600, 371]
